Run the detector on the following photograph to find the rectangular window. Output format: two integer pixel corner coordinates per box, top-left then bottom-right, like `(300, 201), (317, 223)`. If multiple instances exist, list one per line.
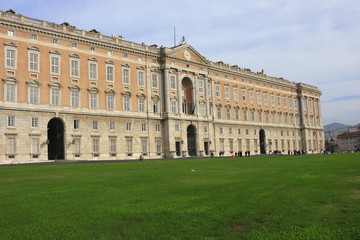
(264, 93), (268, 105)
(289, 98), (292, 108)
(141, 123), (147, 131)
(271, 95), (275, 106)
(243, 110), (247, 121)
(217, 108), (222, 119)
(138, 71), (144, 86)
(294, 99), (298, 110)
(110, 139), (117, 153)
(73, 120), (80, 129)
(257, 92), (261, 105)
(109, 121), (116, 130)
(126, 139), (133, 153)
(50, 56), (60, 74)
(170, 75), (176, 89)
(30, 34), (37, 40)
(277, 96), (281, 107)
(138, 99), (145, 112)
(92, 120), (98, 130)
(198, 80), (204, 93)
(175, 124), (180, 132)
(29, 86), (39, 104)
(74, 139), (80, 154)
(233, 88), (238, 100)
(215, 85), (220, 98)
(29, 52), (39, 71)
(90, 93), (97, 108)
(123, 97), (131, 111)
(259, 112), (262, 122)
(171, 100), (177, 114)
(229, 140), (234, 152)
(219, 128), (223, 134)
(141, 139), (147, 153)
(6, 84), (15, 102)
(71, 59), (79, 77)
(72, 42), (77, 48)
(7, 116), (15, 127)
(225, 86), (230, 99)
(283, 97), (286, 107)
(6, 49), (16, 68)
(8, 30), (15, 36)
(31, 138), (39, 154)
(156, 140), (161, 153)
(92, 139), (99, 153)
(107, 95), (115, 110)
(89, 63), (97, 80)
(51, 89), (60, 105)
(152, 74), (158, 88)
(235, 109), (239, 120)
(52, 38), (58, 44)
(123, 68), (130, 84)
(71, 91), (79, 107)
(126, 122), (132, 131)
(153, 100), (159, 113)
(226, 108), (231, 120)
(250, 91), (254, 103)
(156, 124), (161, 132)
(266, 112), (269, 122)
(204, 126), (208, 133)
(106, 65), (114, 82)
(242, 89), (246, 101)
(251, 111), (255, 121)
(7, 138), (16, 154)
(31, 117), (38, 128)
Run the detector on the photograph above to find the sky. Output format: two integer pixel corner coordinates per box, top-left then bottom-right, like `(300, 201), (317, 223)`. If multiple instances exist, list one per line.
(3, 0), (360, 126)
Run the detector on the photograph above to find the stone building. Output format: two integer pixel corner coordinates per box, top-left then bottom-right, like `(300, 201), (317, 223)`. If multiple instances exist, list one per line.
(336, 127), (360, 152)
(0, 10), (324, 164)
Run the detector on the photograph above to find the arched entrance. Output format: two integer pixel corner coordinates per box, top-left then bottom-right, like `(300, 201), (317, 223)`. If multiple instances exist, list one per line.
(259, 129), (266, 154)
(187, 124), (197, 156)
(47, 118), (65, 160)
(181, 78), (194, 115)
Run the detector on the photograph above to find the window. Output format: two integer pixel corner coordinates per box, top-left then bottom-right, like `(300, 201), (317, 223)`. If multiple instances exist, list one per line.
(238, 128), (241, 135)
(71, 91), (79, 107)
(110, 139), (117, 154)
(156, 140), (161, 153)
(229, 140), (234, 152)
(198, 80), (204, 93)
(6, 48), (16, 68)
(107, 95), (115, 110)
(141, 123), (147, 132)
(243, 109), (247, 121)
(106, 65), (114, 82)
(123, 53), (128, 58)
(71, 59), (80, 77)
(31, 117), (38, 128)
(278, 113), (282, 124)
(7, 116), (15, 127)
(141, 139), (148, 153)
(215, 85), (220, 98)
(74, 139), (81, 156)
(235, 109), (239, 120)
(257, 92), (261, 105)
(251, 111), (255, 121)
(175, 124), (180, 132)
(217, 107), (222, 119)
(156, 124), (161, 132)
(52, 38), (58, 44)
(31, 138), (39, 155)
(226, 108), (231, 120)
(71, 42), (78, 48)
(50, 56), (60, 74)
(264, 93), (268, 106)
(246, 129), (249, 135)
(199, 103), (205, 116)
(170, 75), (176, 89)
(219, 128), (223, 134)
(90, 93), (98, 108)
(271, 95), (275, 106)
(294, 99), (298, 110)
(229, 128), (232, 134)
(152, 74), (158, 88)
(92, 138), (99, 153)
(289, 98), (292, 108)
(250, 91), (254, 103)
(107, 50), (112, 56)
(123, 68), (130, 84)
(126, 122), (132, 131)
(29, 52), (39, 71)
(7, 138), (16, 155)
(225, 86), (230, 99)
(92, 120), (98, 130)
(73, 120), (80, 129)
(277, 96), (281, 107)
(138, 99), (145, 112)
(266, 112), (269, 122)
(204, 126), (208, 133)
(259, 112), (262, 122)
(30, 34), (37, 40)
(207, 82), (211, 96)
(109, 121), (116, 130)
(126, 139), (133, 153)
(6, 84), (16, 102)
(51, 89), (60, 105)
(7, 30), (14, 36)
(153, 100), (159, 113)
(242, 89), (246, 101)
(123, 97), (131, 111)
(90, 46), (96, 52)
(171, 100), (177, 114)
(89, 63), (97, 80)
(138, 71), (144, 86)
(233, 88), (238, 100)
(283, 97), (286, 107)
(272, 112), (276, 123)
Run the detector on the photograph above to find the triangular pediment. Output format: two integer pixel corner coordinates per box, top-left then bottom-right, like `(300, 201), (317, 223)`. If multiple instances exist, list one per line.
(165, 44), (210, 64)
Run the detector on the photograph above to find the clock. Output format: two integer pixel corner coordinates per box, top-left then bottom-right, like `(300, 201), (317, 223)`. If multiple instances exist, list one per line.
(184, 50), (191, 60)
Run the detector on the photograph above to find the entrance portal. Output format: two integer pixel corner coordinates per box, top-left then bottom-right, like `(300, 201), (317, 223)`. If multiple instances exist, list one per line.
(259, 129), (266, 154)
(204, 142), (209, 156)
(187, 125), (197, 156)
(47, 118), (65, 160)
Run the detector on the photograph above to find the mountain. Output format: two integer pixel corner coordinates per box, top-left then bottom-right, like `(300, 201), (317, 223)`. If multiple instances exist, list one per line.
(323, 123), (349, 139)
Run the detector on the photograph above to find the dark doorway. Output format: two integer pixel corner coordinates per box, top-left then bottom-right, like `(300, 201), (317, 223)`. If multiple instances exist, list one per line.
(47, 118), (65, 160)
(204, 142), (209, 155)
(187, 125), (197, 156)
(259, 129), (266, 154)
(175, 141), (181, 156)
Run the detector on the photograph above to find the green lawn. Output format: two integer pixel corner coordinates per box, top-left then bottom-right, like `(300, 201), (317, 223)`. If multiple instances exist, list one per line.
(0, 154), (359, 240)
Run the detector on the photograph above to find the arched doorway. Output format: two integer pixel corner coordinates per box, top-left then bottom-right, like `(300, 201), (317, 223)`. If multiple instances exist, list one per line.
(47, 118), (65, 160)
(181, 78), (194, 115)
(187, 125), (197, 156)
(259, 129), (266, 154)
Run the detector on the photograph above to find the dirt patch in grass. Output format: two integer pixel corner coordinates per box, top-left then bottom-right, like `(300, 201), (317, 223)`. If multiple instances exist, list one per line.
(228, 223), (255, 232)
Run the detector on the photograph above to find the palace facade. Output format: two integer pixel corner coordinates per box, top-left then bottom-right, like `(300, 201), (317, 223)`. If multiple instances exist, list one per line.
(0, 10), (324, 164)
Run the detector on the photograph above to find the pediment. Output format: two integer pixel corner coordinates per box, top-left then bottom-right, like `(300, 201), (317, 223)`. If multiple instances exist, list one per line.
(165, 44), (210, 64)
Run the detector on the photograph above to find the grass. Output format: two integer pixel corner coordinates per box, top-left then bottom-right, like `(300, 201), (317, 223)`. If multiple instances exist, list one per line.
(0, 153), (359, 240)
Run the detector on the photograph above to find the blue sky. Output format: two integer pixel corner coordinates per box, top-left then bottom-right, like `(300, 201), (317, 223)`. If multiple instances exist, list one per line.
(3, 0), (360, 125)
